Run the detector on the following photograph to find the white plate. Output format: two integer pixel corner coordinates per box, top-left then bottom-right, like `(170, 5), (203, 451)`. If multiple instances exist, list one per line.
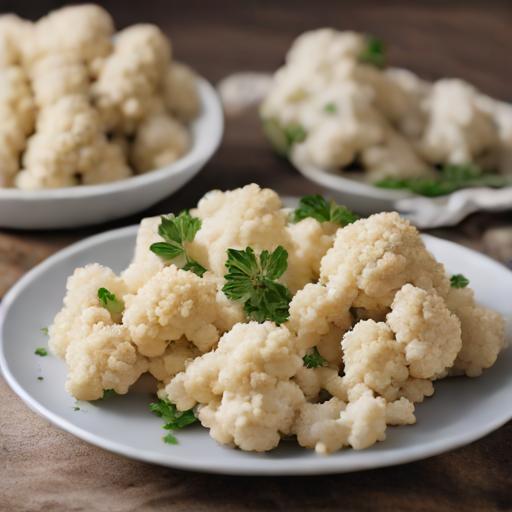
(292, 152), (512, 228)
(1, 226), (511, 475)
(0, 78), (223, 230)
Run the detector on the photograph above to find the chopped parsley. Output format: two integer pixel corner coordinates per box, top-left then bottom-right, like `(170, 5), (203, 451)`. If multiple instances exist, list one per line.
(293, 194), (359, 226)
(223, 246), (292, 324)
(97, 288), (124, 317)
(324, 102), (337, 114)
(303, 347), (327, 368)
(34, 347), (48, 357)
(74, 405), (81, 411)
(149, 398), (197, 445)
(262, 117), (307, 157)
(450, 274), (470, 289)
(359, 35), (386, 68)
(150, 211), (206, 277)
(375, 164), (510, 197)
(41, 327), (49, 336)
(100, 389), (117, 400)
(37, 376), (44, 381)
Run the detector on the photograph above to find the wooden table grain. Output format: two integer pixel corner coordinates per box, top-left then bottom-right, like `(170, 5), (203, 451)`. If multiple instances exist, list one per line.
(1, 1), (511, 511)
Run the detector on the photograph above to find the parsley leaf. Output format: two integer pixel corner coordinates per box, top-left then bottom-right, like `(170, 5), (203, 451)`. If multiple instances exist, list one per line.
(359, 35), (386, 68)
(100, 389), (117, 400)
(324, 102), (337, 114)
(35, 347), (48, 357)
(150, 398), (197, 445)
(41, 327), (49, 336)
(375, 164), (511, 197)
(293, 195), (359, 226)
(303, 347), (327, 368)
(37, 376), (44, 381)
(450, 274), (470, 289)
(262, 117), (307, 157)
(97, 288), (124, 318)
(223, 246), (292, 324)
(150, 211), (206, 277)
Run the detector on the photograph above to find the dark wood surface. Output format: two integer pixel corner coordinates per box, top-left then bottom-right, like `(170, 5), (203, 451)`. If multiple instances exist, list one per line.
(0, 2), (511, 511)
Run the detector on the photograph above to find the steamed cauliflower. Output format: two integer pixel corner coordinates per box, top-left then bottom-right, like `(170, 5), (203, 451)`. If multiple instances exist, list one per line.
(0, 5), (199, 189)
(262, 28), (512, 184)
(48, 186), (507, 455)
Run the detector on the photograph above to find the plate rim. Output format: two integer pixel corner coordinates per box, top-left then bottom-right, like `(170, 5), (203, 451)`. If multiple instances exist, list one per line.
(1, 225), (511, 476)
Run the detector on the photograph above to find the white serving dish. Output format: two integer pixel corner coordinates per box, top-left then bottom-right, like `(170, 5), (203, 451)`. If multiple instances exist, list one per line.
(0, 77), (223, 230)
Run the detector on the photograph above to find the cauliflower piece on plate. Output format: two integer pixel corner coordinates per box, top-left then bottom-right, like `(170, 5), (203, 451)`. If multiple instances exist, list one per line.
(123, 265), (222, 357)
(163, 62), (200, 122)
(0, 15), (33, 68)
(131, 113), (190, 172)
(166, 322), (305, 451)
(320, 212), (450, 316)
(148, 338), (200, 383)
(446, 287), (506, 377)
(49, 263), (128, 359)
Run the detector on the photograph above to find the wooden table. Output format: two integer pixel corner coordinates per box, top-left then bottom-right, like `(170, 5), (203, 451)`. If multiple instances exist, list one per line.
(1, 1), (511, 511)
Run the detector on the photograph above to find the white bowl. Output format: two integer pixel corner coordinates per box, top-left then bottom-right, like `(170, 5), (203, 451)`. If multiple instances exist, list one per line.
(0, 224), (511, 475)
(292, 152), (512, 228)
(0, 77), (223, 230)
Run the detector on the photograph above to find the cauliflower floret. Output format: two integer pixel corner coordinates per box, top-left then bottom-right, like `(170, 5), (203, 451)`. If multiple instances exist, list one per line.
(131, 113), (190, 172)
(0, 145), (19, 187)
(49, 263), (128, 358)
(338, 391), (387, 450)
(123, 265), (221, 357)
(166, 322), (305, 451)
(320, 212), (450, 316)
(287, 280), (354, 349)
(387, 284), (462, 379)
(81, 141), (132, 185)
(25, 4), (114, 70)
(398, 378), (434, 403)
(92, 24), (171, 133)
(148, 338), (199, 383)
(342, 319), (409, 401)
(30, 53), (89, 107)
(294, 366), (347, 401)
(163, 62), (200, 122)
(65, 321), (147, 401)
(294, 398), (348, 454)
(385, 397), (416, 425)
(0, 15), (32, 68)
(446, 287), (506, 377)
(420, 79), (500, 168)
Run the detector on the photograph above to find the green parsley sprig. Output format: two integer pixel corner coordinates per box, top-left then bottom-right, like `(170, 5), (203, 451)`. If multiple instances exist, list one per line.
(262, 117), (307, 157)
(375, 164), (510, 197)
(324, 102), (337, 114)
(97, 287), (124, 319)
(450, 274), (470, 289)
(223, 246), (292, 324)
(149, 398), (197, 445)
(303, 347), (327, 369)
(359, 36), (386, 68)
(35, 347), (48, 357)
(293, 194), (359, 226)
(150, 211), (206, 277)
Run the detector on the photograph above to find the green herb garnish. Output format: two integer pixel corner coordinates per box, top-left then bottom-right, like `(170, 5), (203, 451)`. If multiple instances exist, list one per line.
(303, 347), (327, 368)
(150, 211), (206, 277)
(293, 195), (359, 226)
(97, 288), (124, 317)
(37, 376), (44, 381)
(450, 274), (470, 289)
(41, 327), (49, 336)
(100, 389), (117, 400)
(74, 405), (80, 411)
(324, 102), (337, 114)
(223, 246), (292, 324)
(150, 398), (197, 445)
(35, 347), (47, 357)
(262, 118), (307, 157)
(375, 164), (510, 197)
(359, 36), (386, 68)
